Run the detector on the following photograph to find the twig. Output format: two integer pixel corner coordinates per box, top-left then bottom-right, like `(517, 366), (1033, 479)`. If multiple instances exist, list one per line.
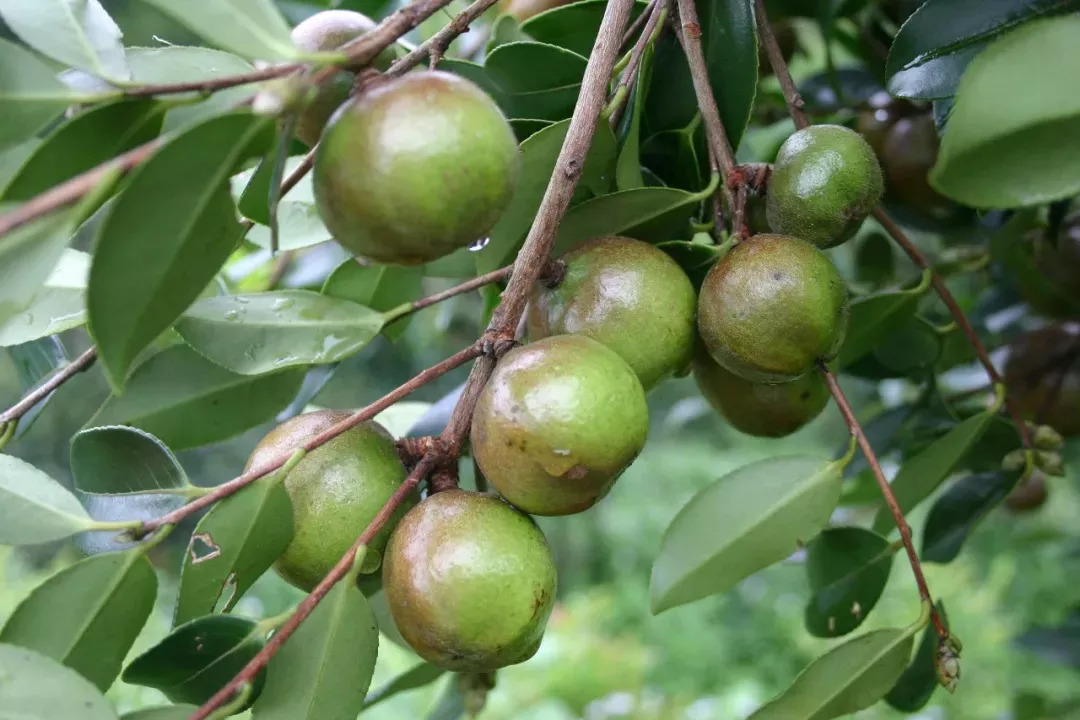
(731, 182), (749, 240)
(264, 251), (294, 289)
(753, 0), (807, 128)
(820, 364), (949, 639)
(138, 343), (482, 537)
(386, 0), (501, 77)
(607, 0), (668, 127)
(0, 346), (97, 424)
(621, 0), (659, 50)
(122, 66), (299, 98)
(401, 265), (513, 315)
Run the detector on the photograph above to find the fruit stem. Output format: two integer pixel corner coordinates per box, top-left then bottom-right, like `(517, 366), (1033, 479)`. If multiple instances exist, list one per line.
(606, 0), (669, 127)
(0, 346), (98, 426)
(818, 362), (950, 641)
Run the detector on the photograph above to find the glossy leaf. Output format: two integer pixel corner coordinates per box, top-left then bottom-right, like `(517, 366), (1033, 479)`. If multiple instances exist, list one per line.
(1, 337), (68, 438)
(836, 272), (930, 367)
(233, 156), (331, 250)
(364, 663), (446, 710)
(0, 548), (157, 691)
(88, 111), (274, 390)
(89, 344), (304, 450)
(922, 470), (1020, 563)
(804, 527), (894, 638)
(930, 15), (1080, 207)
(322, 261), (423, 341)
(176, 290), (386, 375)
(749, 628), (915, 719)
(70, 424), (187, 495)
(651, 455), (844, 613)
(0, 249), (88, 347)
(1, 100), (163, 202)
(474, 119), (617, 274)
(137, 0), (297, 60)
(485, 41), (588, 120)
(887, 43), (983, 101)
(252, 579), (378, 719)
(174, 477), (293, 626)
(885, 0), (1078, 99)
(844, 316), (943, 380)
(122, 614), (267, 707)
(520, 0), (645, 57)
(0, 644), (118, 720)
(0, 454), (94, 545)
(872, 407), (998, 533)
(886, 603), (948, 712)
(0, 0), (129, 81)
(121, 707), (200, 720)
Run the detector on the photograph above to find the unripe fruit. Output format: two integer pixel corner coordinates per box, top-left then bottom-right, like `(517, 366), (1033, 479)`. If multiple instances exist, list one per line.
(313, 71), (519, 265)
(527, 236), (697, 390)
(692, 346), (829, 437)
(1005, 472), (1048, 512)
(881, 114), (954, 219)
(498, 0), (572, 21)
(246, 409), (414, 591)
(1015, 224), (1080, 318)
(382, 489), (557, 671)
(697, 234), (849, 382)
(1004, 325), (1080, 437)
(290, 10), (395, 147)
(766, 124), (883, 248)
(854, 91), (918, 158)
(471, 335), (649, 516)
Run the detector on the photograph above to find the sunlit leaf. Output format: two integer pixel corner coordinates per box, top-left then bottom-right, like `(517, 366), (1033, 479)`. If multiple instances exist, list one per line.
(0, 0), (129, 81)
(0, 249), (88, 347)
(0, 644), (118, 719)
(0, 454), (94, 545)
(136, 0), (297, 60)
(322, 261), (423, 341)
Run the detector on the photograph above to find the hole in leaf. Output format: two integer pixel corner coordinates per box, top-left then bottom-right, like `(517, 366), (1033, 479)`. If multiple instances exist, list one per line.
(189, 533), (221, 564)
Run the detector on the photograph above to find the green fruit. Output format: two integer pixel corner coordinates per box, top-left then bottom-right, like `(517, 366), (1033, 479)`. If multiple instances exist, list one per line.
(697, 234), (849, 382)
(1004, 325), (1080, 437)
(766, 124), (883, 248)
(471, 335), (649, 516)
(313, 71), (519, 265)
(290, 10), (395, 147)
(881, 114), (955, 219)
(693, 345), (829, 437)
(527, 236), (697, 390)
(382, 489), (557, 671)
(246, 409), (414, 591)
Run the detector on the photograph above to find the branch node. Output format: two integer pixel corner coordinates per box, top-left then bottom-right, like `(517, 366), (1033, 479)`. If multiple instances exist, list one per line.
(562, 156), (584, 180)
(682, 21), (702, 39)
(540, 258), (567, 288)
(480, 331), (519, 360)
(397, 436), (439, 465)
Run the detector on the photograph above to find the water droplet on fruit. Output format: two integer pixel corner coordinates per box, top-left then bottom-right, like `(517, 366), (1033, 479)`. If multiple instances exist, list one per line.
(224, 310), (240, 321)
(468, 236), (491, 252)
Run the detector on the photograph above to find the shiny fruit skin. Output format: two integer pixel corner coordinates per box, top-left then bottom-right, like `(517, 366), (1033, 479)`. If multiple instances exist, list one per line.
(471, 335), (649, 516)
(290, 10), (394, 147)
(697, 234), (849, 382)
(693, 346), (829, 437)
(766, 124), (883, 249)
(527, 236), (697, 391)
(382, 489), (557, 671)
(313, 71), (519, 265)
(246, 409), (414, 591)
(498, 0), (572, 21)
(1004, 325), (1080, 436)
(881, 114), (954, 219)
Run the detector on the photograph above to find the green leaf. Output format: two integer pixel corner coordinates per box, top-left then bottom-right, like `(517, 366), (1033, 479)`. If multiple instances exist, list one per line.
(487, 14), (531, 52)
(233, 156), (331, 250)
(655, 238), (720, 290)
(252, 579), (378, 719)
(0, 0), (129, 81)
(1, 337), (68, 438)
(749, 627), (916, 719)
(989, 210), (1080, 316)
(176, 290), (386, 375)
(520, 0), (645, 57)
(804, 527), (894, 638)
(872, 407), (998, 533)
(88, 344), (304, 450)
(0, 208), (83, 328)
(0, 38), (98, 153)
(930, 15), (1080, 207)
(485, 41), (588, 120)
(88, 110), (274, 391)
(0, 249), (89, 347)
(136, 0), (297, 60)
(615, 46), (652, 192)
(1, 100), (163, 202)
(922, 470), (1020, 563)
(836, 271), (930, 367)
(121, 707), (200, 720)
(0, 454), (94, 545)
(174, 478), (292, 626)
(474, 118), (617, 274)
(641, 124), (708, 191)
(843, 316), (943, 380)
(322, 261), (423, 341)
(886, 603), (948, 712)
(426, 676), (466, 720)
(885, 0), (1078, 99)
(0, 138), (41, 187)
(364, 663), (446, 710)
(70, 424), (187, 495)
(127, 46), (259, 132)
(0, 548), (157, 691)
(651, 455), (844, 614)
(0, 644), (119, 720)
(122, 614), (267, 707)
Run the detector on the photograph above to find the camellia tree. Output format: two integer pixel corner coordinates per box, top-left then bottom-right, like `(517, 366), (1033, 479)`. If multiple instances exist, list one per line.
(0, 0), (1078, 717)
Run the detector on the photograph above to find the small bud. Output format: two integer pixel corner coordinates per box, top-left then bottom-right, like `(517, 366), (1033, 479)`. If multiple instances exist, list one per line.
(935, 635), (962, 693)
(1033, 424), (1065, 450)
(252, 77), (315, 117)
(1001, 449), (1027, 472)
(1035, 450), (1064, 477)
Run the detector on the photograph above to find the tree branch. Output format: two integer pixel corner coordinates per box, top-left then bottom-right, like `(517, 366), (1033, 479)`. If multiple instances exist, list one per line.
(819, 364), (949, 639)
(386, 0), (501, 77)
(402, 265), (513, 315)
(0, 346), (97, 424)
(753, 0), (807, 128)
(607, 0), (668, 127)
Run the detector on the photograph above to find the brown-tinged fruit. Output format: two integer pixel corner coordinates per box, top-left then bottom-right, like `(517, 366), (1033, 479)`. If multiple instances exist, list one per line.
(1004, 325), (1080, 436)
(693, 345), (829, 437)
(246, 409), (414, 591)
(855, 91), (918, 158)
(1005, 472), (1049, 512)
(290, 10), (395, 146)
(1014, 223), (1080, 318)
(697, 234), (849, 383)
(881, 114), (955, 219)
(528, 236), (697, 391)
(471, 335), (649, 516)
(313, 71), (519, 265)
(382, 489), (557, 671)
